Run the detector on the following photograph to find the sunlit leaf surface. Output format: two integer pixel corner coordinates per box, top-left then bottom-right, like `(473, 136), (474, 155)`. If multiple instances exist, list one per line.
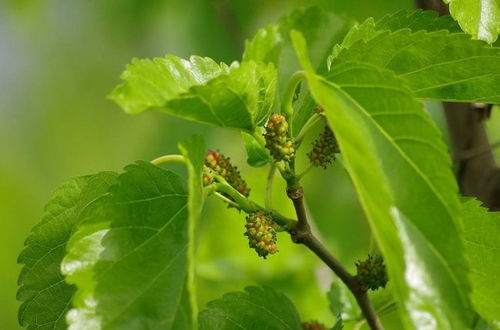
(292, 31), (471, 329)
(17, 173), (117, 329)
(62, 162), (189, 329)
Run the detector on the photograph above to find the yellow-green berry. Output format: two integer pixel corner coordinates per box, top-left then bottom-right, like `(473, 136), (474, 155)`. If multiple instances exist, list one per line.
(204, 150), (250, 197)
(264, 114), (295, 162)
(244, 211), (278, 258)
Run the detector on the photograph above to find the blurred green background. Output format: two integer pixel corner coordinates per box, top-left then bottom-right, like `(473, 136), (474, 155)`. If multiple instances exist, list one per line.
(2, 0), (499, 329)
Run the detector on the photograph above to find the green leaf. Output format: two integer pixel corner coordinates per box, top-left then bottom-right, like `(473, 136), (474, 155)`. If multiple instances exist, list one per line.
(178, 135), (207, 329)
(110, 56), (277, 132)
(242, 130), (272, 167)
(243, 24), (283, 65)
(17, 172), (117, 329)
(171, 287), (194, 330)
(62, 162), (189, 329)
(330, 10), (500, 103)
(332, 317), (344, 330)
(328, 280), (397, 324)
(243, 6), (354, 135)
(461, 198), (500, 328)
(376, 10), (462, 32)
(445, 0), (500, 43)
(292, 31), (471, 328)
(327, 282), (359, 321)
(199, 286), (301, 329)
(330, 10), (460, 60)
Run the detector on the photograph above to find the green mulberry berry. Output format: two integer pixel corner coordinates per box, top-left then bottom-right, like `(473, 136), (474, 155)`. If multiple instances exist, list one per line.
(301, 321), (328, 330)
(356, 254), (388, 291)
(244, 211), (278, 258)
(204, 150), (250, 197)
(264, 114), (295, 162)
(307, 125), (339, 169)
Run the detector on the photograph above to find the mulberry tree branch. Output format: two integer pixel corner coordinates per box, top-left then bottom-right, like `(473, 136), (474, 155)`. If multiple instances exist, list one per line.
(286, 184), (383, 330)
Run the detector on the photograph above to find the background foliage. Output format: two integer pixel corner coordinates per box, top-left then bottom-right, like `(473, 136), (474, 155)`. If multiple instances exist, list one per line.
(2, 0), (500, 329)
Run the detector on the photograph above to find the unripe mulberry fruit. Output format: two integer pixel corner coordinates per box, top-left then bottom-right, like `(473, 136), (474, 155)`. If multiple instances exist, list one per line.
(264, 114), (295, 162)
(356, 254), (388, 291)
(204, 150), (250, 197)
(301, 321), (328, 330)
(307, 125), (339, 169)
(244, 211), (278, 258)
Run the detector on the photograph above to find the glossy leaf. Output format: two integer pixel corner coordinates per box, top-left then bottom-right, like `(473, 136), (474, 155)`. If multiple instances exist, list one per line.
(461, 198), (500, 328)
(62, 162), (189, 329)
(199, 286), (301, 329)
(444, 0), (500, 43)
(243, 6), (354, 135)
(17, 172), (117, 329)
(292, 31), (471, 328)
(331, 10), (500, 103)
(242, 130), (272, 167)
(110, 56), (277, 132)
(178, 135), (207, 329)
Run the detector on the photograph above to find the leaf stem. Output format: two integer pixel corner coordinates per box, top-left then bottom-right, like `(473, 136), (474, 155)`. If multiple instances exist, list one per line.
(265, 165), (276, 209)
(297, 164), (314, 180)
(282, 71), (306, 121)
(213, 192), (241, 209)
(286, 184), (383, 330)
(150, 154), (185, 165)
(295, 113), (323, 146)
(209, 181), (296, 230)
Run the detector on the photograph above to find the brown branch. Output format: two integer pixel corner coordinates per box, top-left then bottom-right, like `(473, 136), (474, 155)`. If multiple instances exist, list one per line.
(287, 186), (383, 330)
(414, 0), (448, 14)
(454, 140), (500, 161)
(415, 2), (500, 210)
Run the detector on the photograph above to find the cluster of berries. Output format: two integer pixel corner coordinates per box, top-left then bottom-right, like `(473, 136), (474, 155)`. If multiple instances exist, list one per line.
(301, 321), (328, 330)
(308, 125), (339, 169)
(204, 150), (250, 197)
(355, 254), (388, 291)
(244, 211), (278, 258)
(264, 114), (295, 161)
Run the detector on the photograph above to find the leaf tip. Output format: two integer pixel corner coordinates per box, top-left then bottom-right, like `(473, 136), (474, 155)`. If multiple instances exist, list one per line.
(289, 30), (314, 73)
